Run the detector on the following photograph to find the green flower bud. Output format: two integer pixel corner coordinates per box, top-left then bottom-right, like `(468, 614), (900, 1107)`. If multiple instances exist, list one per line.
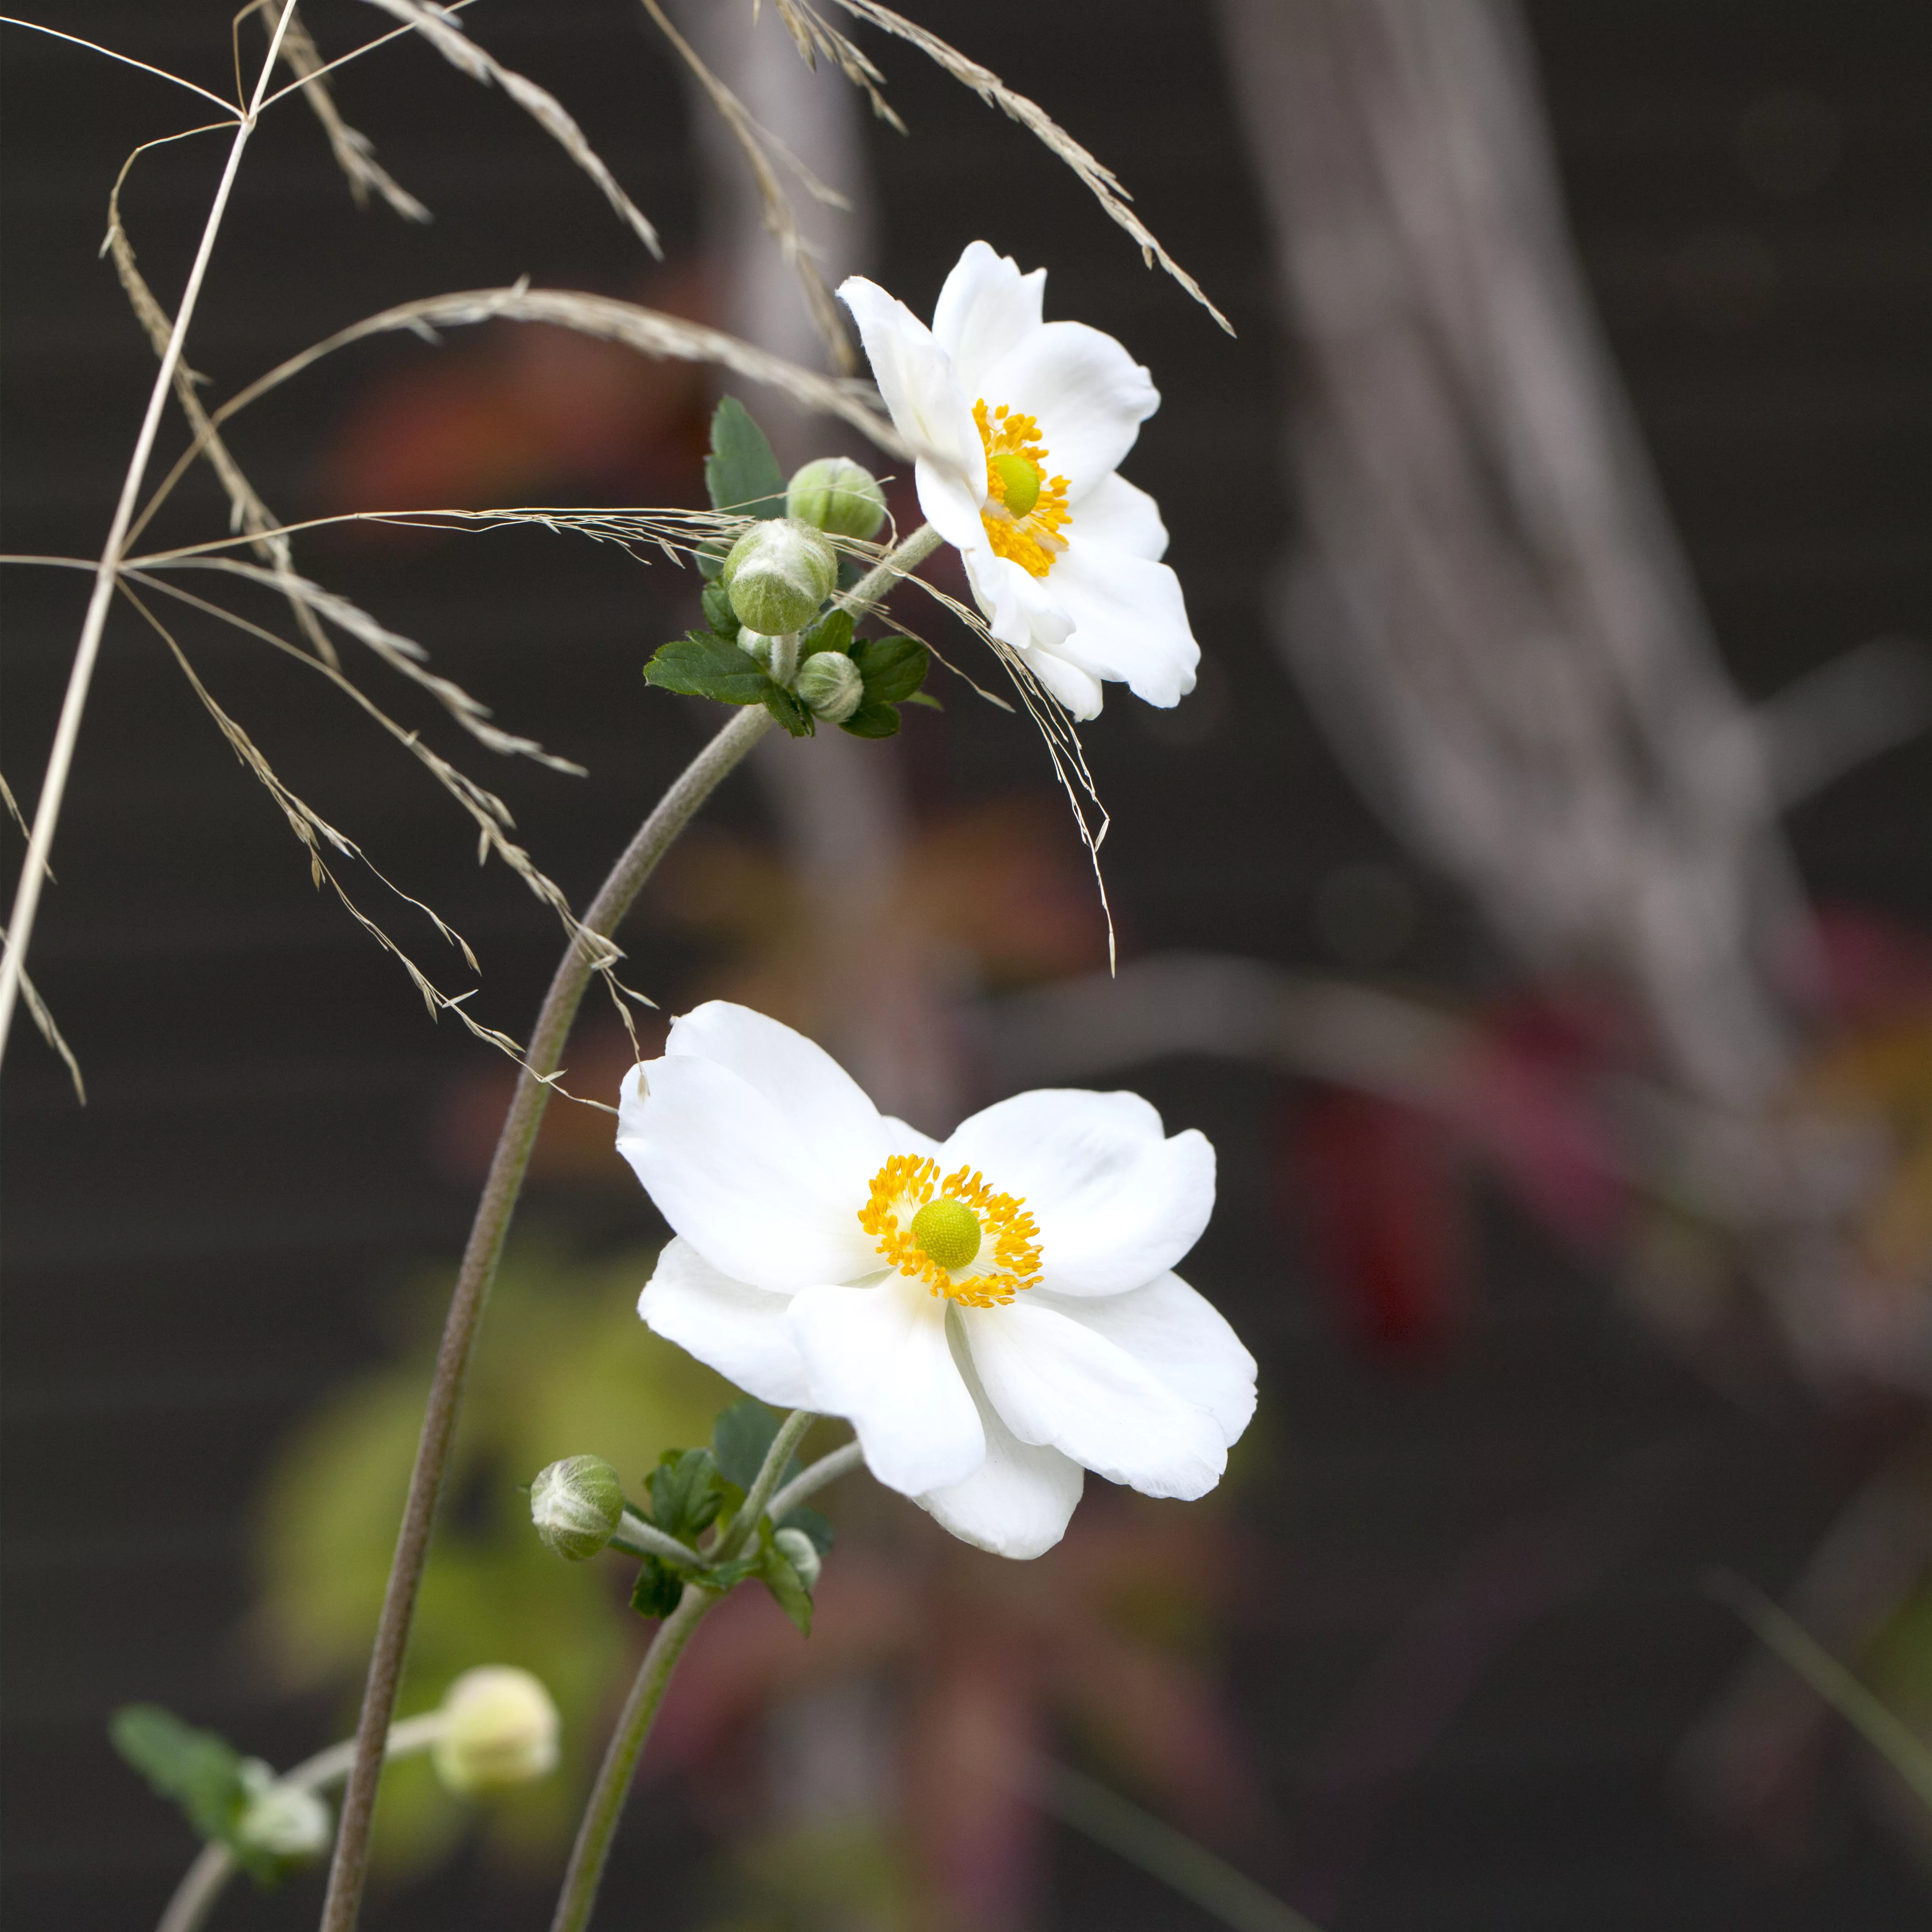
(795, 649), (864, 724)
(736, 628), (778, 671)
(773, 1526), (822, 1593)
(530, 1454), (624, 1561)
(235, 1763), (332, 1865)
(786, 457), (887, 540)
(720, 519), (837, 634)
(432, 1666), (561, 1796)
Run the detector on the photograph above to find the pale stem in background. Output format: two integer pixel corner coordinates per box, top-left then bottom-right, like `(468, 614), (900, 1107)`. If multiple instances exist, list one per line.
(320, 522), (941, 1932)
(0, 0), (301, 1071)
(157, 1712), (445, 1932)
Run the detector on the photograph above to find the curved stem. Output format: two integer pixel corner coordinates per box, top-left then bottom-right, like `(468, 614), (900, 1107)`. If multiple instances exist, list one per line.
(0, 0), (300, 1072)
(838, 522), (941, 619)
(716, 1408), (815, 1564)
(766, 1438), (863, 1524)
(157, 1714), (446, 1932)
(320, 703), (771, 1932)
(549, 1583), (715, 1932)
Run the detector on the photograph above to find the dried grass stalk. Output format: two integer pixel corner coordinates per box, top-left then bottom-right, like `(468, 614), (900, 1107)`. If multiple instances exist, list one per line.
(771, 0), (905, 128)
(640, 0), (856, 371)
(362, 0), (661, 255)
(203, 282), (910, 457)
(0, 924), (85, 1102)
(264, 0), (431, 221)
(813, 0), (1233, 334)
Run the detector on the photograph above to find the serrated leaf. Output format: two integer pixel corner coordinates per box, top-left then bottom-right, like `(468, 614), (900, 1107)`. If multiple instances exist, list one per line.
(778, 1503), (834, 1556)
(110, 1705), (248, 1846)
(712, 1399), (780, 1490)
(705, 396), (786, 520)
(838, 701), (901, 739)
(762, 682), (815, 737)
(700, 581), (740, 638)
(630, 1557), (685, 1621)
(850, 635), (929, 705)
(798, 609), (853, 660)
(644, 633), (770, 706)
(647, 1446), (724, 1543)
(700, 1550), (764, 1593)
(758, 1540), (814, 1636)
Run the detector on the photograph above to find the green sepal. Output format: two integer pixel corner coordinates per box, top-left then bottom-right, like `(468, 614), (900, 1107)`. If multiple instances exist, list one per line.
(700, 580), (740, 639)
(798, 608), (854, 660)
(644, 632), (770, 706)
(704, 397), (786, 521)
(758, 1534), (814, 1636)
(762, 681), (816, 738)
(778, 1503), (834, 1556)
(838, 701), (901, 739)
(647, 1445), (724, 1544)
(629, 1557), (686, 1621)
(850, 635), (929, 705)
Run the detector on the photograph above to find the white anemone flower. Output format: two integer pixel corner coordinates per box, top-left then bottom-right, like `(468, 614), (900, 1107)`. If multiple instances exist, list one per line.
(839, 240), (1199, 722)
(618, 1002), (1255, 1560)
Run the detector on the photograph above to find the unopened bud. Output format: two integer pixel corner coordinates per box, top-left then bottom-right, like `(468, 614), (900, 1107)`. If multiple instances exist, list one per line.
(721, 519), (836, 634)
(530, 1455), (624, 1562)
(773, 1526), (822, 1592)
(795, 650), (864, 724)
(736, 628), (778, 671)
(786, 457), (887, 540)
(432, 1667), (561, 1796)
(235, 1762), (332, 1864)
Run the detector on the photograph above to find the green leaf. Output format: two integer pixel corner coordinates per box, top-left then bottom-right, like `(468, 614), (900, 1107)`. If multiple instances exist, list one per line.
(644, 632), (770, 706)
(647, 1445), (724, 1544)
(778, 1503), (834, 1556)
(704, 396), (786, 520)
(762, 682), (815, 737)
(798, 608), (853, 660)
(838, 701), (901, 739)
(712, 1399), (780, 1490)
(700, 580), (740, 638)
(699, 1550), (764, 1594)
(902, 690), (943, 710)
(758, 1538), (814, 1636)
(850, 635), (929, 705)
(110, 1705), (249, 1847)
(630, 1557), (685, 1621)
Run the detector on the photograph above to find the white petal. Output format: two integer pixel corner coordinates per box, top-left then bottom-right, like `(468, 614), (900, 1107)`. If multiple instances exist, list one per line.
(1067, 470), (1168, 561)
(883, 1115), (945, 1160)
(1017, 643), (1104, 720)
(961, 1300), (1226, 1498)
(666, 1003), (891, 1172)
(638, 1238), (814, 1407)
(942, 1090), (1215, 1296)
(617, 1059), (877, 1291)
(979, 321), (1158, 497)
(931, 241), (1046, 398)
(838, 276), (984, 547)
(788, 1279), (985, 1496)
(1044, 541), (1199, 710)
(1036, 1274), (1255, 1446)
(919, 1385), (1083, 1559)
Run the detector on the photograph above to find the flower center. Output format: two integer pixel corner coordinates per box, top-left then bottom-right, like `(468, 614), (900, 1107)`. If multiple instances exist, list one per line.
(975, 400), (1071, 579)
(859, 1153), (1042, 1308)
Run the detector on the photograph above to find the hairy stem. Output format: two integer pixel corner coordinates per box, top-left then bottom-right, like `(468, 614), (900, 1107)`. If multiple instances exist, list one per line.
(158, 1713), (445, 1932)
(319, 702), (771, 1930)
(0, 3), (299, 1071)
(766, 1437), (863, 1523)
(548, 1583), (714, 1932)
(717, 1408), (817, 1562)
(839, 521), (941, 619)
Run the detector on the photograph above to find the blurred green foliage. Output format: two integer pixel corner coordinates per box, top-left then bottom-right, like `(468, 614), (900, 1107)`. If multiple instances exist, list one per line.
(253, 1238), (735, 1876)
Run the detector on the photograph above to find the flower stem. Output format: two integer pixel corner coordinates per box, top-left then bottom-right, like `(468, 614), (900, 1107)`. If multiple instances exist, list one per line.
(718, 1408), (816, 1563)
(319, 703), (771, 1932)
(321, 518), (943, 1932)
(547, 1583), (715, 1932)
(157, 1715), (445, 1932)
(766, 1438), (863, 1523)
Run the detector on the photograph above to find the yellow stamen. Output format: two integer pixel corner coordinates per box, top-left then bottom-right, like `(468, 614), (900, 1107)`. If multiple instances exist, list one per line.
(975, 399), (1071, 579)
(858, 1153), (1042, 1309)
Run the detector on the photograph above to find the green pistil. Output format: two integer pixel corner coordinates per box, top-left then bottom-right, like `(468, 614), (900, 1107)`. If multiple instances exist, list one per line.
(990, 452), (1042, 520)
(910, 1196), (981, 1271)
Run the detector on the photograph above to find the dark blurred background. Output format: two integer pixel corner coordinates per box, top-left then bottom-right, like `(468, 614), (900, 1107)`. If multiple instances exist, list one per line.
(4, 3), (1930, 1928)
